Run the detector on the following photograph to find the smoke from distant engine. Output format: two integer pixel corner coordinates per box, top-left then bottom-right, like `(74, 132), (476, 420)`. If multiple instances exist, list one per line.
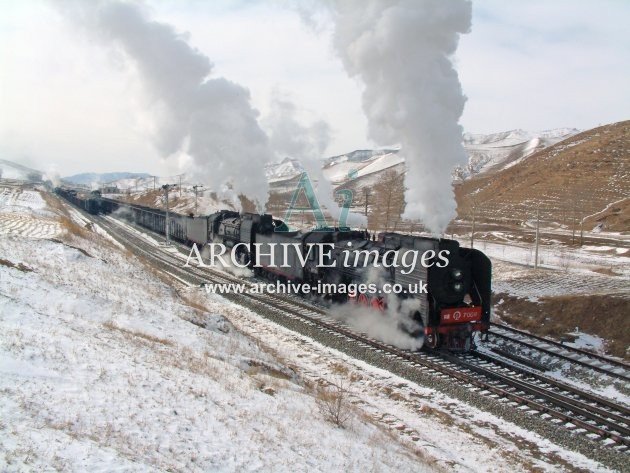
(56, 0), (272, 207)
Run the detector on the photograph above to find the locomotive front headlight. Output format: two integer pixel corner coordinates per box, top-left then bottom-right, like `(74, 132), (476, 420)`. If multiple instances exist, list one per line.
(452, 281), (464, 292)
(451, 268), (463, 280)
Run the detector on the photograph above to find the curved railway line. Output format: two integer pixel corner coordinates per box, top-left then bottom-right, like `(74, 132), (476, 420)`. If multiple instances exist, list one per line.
(487, 324), (630, 382)
(84, 210), (630, 455)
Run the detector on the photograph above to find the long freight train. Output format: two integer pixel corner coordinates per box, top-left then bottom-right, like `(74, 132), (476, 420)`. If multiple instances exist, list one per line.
(55, 188), (491, 351)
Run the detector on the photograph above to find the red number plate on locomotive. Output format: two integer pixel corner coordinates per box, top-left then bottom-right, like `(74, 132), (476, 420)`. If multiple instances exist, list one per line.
(440, 306), (482, 324)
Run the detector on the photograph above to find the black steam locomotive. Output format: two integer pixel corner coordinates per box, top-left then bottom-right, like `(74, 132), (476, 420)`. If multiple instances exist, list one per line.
(55, 188), (491, 351)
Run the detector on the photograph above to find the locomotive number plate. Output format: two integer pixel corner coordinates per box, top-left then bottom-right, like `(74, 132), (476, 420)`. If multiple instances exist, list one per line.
(440, 306), (482, 324)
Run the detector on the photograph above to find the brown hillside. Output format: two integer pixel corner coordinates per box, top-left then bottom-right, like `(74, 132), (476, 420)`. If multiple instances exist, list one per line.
(582, 197), (630, 232)
(455, 121), (630, 232)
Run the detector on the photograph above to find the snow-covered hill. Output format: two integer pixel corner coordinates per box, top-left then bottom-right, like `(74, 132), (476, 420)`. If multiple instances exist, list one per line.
(266, 129), (579, 188)
(264, 157), (304, 183)
(0, 159), (43, 182)
(455, 128), (580, 180)
(47, 127), (579, 197)
(63, 172), (150, 187)
(265, 149), (400, 185)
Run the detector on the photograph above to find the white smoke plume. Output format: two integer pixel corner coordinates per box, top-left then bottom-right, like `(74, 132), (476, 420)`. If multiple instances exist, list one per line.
(328, 265), (424, 350)
(265, 89), (366, 227)
(330, 287), (424, 350)
(330, 0), (472, 234)
(55, 0), (272, 207)
(206, 237), (253, 278)
(265, 89), (331, 164)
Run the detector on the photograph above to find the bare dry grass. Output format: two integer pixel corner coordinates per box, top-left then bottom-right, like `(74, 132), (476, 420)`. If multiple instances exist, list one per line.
(591, 266), (622, 277)
(0, 258), (33, 272)
(456, 121), (630, 229)
(40, 191), (91, 240)
(494, 292), (630, 359)
(315, 378), (354, 428)
(583, 197), (630, 233)
(102, 320), (174, 347)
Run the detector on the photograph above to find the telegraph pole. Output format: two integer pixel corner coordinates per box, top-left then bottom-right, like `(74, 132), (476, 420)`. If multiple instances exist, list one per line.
(579, 211), (584, 247)
(470, 204), (476, 248)
(179, 175), (182, 198)
(364, 188), (370, 217)
(192, 185), (203, 215)
(571, 204), (577, 245)
(153, 176), (157, 190)
(534, 206), (540, 270)
(162, 184), (174, 245)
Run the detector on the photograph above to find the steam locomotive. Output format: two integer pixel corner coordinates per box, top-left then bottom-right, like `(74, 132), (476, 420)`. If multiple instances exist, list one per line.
(55, 188), (491, 351)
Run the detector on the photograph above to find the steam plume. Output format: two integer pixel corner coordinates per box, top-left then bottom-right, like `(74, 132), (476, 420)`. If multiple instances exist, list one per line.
(265, 90), (366, 227)
(329, 266), (423, 350)
(330, 0), (472, 233)
(56, 0), (272, 206)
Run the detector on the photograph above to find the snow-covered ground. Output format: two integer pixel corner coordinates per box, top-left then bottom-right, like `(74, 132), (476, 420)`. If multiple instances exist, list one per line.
(491, 258), (629, 302)
(0, 188), (61, 239)
(449, 233), (630, 301)
(1, 187), (430, 472)
(0, 186), (617, 471)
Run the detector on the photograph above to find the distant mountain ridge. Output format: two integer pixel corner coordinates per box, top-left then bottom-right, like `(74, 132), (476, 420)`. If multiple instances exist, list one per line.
(323, 149), (399, 167)
(59, 128), (579, 189)
(455, 120), (629, 231)
(455, 128), (580, 180)
(63, 172), (150, 186)
(264, 129), (579, 187)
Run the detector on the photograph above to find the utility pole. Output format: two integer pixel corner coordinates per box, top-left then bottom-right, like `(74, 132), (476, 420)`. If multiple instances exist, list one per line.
(192, 185), (203, 215)
(470, 204), (476, 248)
(162, 184), (174, 245)
(571, 204), (577, 245)
(534, 206), (540, 270)
(179, 175), (182, 198)
(153, 176), (157, 190)
(579, 211), (584, 247)
(364, 188), (370, 217)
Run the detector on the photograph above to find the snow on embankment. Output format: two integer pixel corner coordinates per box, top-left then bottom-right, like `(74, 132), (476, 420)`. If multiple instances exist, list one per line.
(0, 188), (425, 472)
(0, 188), (61, 239)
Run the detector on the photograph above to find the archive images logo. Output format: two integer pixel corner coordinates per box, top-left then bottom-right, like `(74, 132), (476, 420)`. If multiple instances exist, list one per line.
(278, 172), (353, 231)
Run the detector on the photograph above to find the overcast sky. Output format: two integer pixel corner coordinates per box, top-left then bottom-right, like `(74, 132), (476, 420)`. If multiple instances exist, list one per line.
(0, 0), (628, 177)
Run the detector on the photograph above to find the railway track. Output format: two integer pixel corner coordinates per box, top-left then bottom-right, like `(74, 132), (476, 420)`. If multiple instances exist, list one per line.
(458, 351), (630, 447)
(487, 323), (630, 382)
(87, 212), (630, 453)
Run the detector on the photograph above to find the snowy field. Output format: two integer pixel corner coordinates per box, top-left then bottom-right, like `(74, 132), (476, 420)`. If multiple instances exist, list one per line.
(447, 232), (630, 302)
(0, 186), (616, 472)
(475, 239), (630, 279)
(491, 259), (629, 302)
(0, 188), (61, 239)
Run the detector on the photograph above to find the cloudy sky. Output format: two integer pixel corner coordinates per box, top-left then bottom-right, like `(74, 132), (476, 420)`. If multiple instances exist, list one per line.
(0, 0), (628, 177)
